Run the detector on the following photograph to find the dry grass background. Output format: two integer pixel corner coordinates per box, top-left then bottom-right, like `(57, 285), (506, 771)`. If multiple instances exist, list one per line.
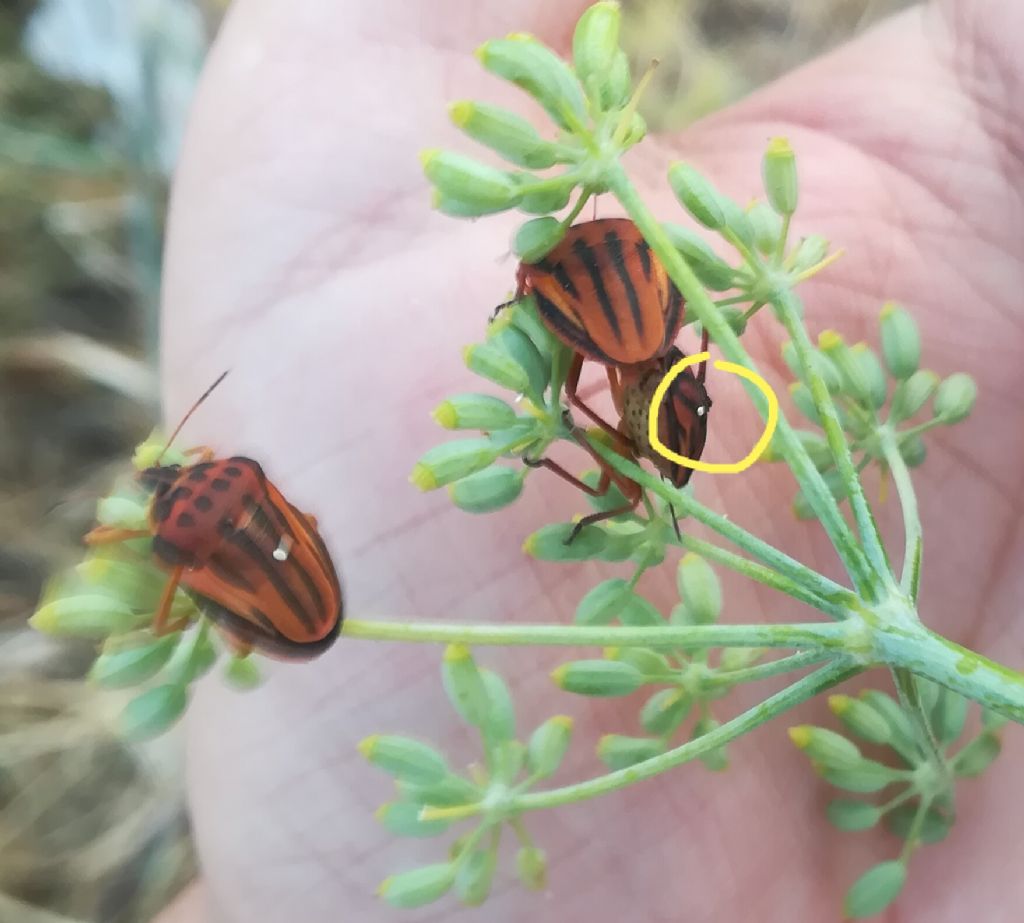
(0, 1), (911, 920)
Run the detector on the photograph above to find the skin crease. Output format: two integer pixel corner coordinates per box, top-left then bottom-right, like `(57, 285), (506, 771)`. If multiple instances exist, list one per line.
(153, 1), (1024, 921)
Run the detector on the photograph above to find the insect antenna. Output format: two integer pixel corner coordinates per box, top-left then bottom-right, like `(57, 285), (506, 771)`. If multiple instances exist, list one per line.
(157, 370), (230, 462)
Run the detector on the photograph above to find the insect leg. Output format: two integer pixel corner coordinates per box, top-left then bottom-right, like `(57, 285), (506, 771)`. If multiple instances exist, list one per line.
(564, 353), (622, 439)
(84, 525), (151, 545)
(183, 445), (216, 463)
(698, 326), (709, 382)
(152, 565), (191, 635)
(523, 456), (610, 497)
(565, 496), (642, 545)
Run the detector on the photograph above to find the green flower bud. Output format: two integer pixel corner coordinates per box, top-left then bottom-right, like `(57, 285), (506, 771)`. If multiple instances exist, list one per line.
(526, 715), (573, 778)
(605, 646), (672, 678)
(411, 439), (499, 492)
(90, 634), (179, 688)
(828, 694), (892, 745)
(954, 731), (1001, 778)
(487, 422), (543, 458)
(449, 466), (525, 514)
(620, 111), (646, 146)
(455, 846), (497, 907)
(788, 725), (862, 770)
(761, 137), (798, 216)
(788, 234), (829, 274)
(932, 687), (969, 744)
(879, 301), (921, 379)
(825, 799), (881, 832)
(780, 340), (843, 393)
(508, 295), (559, 358)
(178, 631), (218, 685)
(899, 434), (927, 467)
(597, 734), (663, 770)
(718, 647), (765, 672)
(933, 372), (977, 423)
(676, 553), (721, 625)
(490, 739), (527, 785)
(477, 35), (587, 133)
(719, 305), (748, 336)
(397, 774), (481, 808)
(358, 735), (450, 785)
(793, 470), (849, 521)
(850, 343), (887, 409)
(885, 802), (952, 844)
(223, 655), (262, 690)
(433, 193), (514, 218)
(617, 594), (663, 626)
(788, 382), (821, 425)
(442, 644), (490, 727)
(572, 1), (621, 106)
(747, 201), (784, 255)
(890, 369), (939, 422)
(518, 177), (576, 215)
(692, 717), (728, 770)
(486, 323), (550, 399)
(120, 684), (188, 740)
(668, 162), (728, 230)
(421, 149), (521, 212)
(30, 595), (144, 638)
(575, 578), (632, 625)
(640, 687), (692, 736)
(661, 222), (737, 290)
(523, 522), (608, 561)
(132, 431), (185, 470)
(982, 707), (1009, 730)
(762, 426), (833, 468)
(95, 495), (150, 529)
(432, 393), (518, 431)
(551, 659), (643, 696)
(600, 50), (631, 110)
(514, 217), (566, 263)
(580, 467), (632, 514)
(819, 761), (898, 793)
(378, 863), (455, 909)
(516, 846), (548, 891)
(375, 802), (450, 839)
(77, 556), (168, 609)
(479, 669), (516, 744)
(719, 198), (756, 249)
(462, 341), (531, 393)
(858, 690), (919, 760)
(843, 861), (906, 919)
(448, 100), (559, 169)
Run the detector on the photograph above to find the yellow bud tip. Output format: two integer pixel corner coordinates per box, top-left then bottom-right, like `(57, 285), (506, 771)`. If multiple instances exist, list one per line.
(431, 401), (457, 429)
(376, 877), (393, 898)
(766, 137), (793, 158)
(443, 642), (472, 663)
(680, 552), (699, 567)
(602, 646), (620, 660)
(409, 463), (438, 492)
(418, 148), (440, 171)
(550, 664), (569, 687)
(818, 329), (843, 351)
(27, 609), (55, 634)
(505, 31), (534, 41)
(787, 726), (812, 749)
(521, 534), (537, 557)
(596, 734), (614, 753)
(551, 715), (574, 731)
(374, 804), (391, 821)
(879, 301), (898, 319)
(357, 735), (380, 760)
(461, 344), (477, 367)
(448, 101), (472, 126)
(828, 694), (851, 715)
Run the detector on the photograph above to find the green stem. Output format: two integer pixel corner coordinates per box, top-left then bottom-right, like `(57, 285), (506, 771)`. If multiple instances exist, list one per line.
(892, 667), (944, 768)
(900, 797), (931, 863)
(513, 659), (859, 813)
(709, 649), (828, 688)
(605, 164), (878, 598)
(879, 427), (922, 599)
(589, 437), (860, 613)
(677, 533), (851, 620)
(342, 618), (855, 652)
(876, 625), (1024, 723)
(770, 287), (891, 591)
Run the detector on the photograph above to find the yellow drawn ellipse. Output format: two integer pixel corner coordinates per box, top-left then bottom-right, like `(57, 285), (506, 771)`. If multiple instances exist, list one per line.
(647, 351), (779, 475)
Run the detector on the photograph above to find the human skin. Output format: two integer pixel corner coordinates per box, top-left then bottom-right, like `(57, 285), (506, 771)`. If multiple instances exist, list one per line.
(155, 1), (1024, 920)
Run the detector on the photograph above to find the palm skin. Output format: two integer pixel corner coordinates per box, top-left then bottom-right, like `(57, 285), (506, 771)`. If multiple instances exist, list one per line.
(156, 1), (1024, 920)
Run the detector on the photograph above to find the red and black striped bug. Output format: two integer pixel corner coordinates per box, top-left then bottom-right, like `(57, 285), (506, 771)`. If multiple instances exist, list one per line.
(85, 373), (343, 660)
(510, 218), (712, 541)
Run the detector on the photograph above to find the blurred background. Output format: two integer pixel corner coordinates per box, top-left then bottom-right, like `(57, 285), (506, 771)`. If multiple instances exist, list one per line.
(0, 1), (910, 920)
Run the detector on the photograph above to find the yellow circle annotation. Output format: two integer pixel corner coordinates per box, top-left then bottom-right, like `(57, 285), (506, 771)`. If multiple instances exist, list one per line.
(647, 351), (779, 475)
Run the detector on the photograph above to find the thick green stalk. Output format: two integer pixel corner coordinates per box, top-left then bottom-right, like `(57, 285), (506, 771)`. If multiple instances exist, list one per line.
(606, 164), (878, 598)
(342, 618), (855, 651)
(771, 287), (891, 586)
(879, 426), (922, 599)
(513, 659), (859, 812)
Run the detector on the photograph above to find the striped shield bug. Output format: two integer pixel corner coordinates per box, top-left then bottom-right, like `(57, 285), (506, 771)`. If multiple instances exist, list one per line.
(85, 373), (343, 660)
(511, 218), (712, 541)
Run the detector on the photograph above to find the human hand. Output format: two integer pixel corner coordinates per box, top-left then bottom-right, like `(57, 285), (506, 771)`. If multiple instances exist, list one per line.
(157, 2), (1024, 920)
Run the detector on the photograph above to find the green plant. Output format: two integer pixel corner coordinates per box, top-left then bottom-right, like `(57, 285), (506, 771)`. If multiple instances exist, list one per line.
(31, 2), (1019, 917)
